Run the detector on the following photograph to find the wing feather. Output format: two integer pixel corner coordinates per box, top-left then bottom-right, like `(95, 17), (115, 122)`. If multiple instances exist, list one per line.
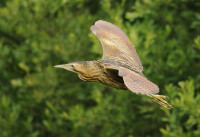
(118, 68), (159, 95)
(90, 20), (143, 72)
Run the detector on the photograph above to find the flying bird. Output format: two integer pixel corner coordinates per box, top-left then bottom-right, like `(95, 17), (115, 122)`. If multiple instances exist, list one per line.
(55, 20), (173, 109)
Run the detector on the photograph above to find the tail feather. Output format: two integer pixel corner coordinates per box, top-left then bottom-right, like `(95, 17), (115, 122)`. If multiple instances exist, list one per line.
(147, 94), (173, 109)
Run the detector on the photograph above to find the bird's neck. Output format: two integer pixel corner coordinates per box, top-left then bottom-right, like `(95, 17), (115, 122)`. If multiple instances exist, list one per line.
(77, 61), (103, 81)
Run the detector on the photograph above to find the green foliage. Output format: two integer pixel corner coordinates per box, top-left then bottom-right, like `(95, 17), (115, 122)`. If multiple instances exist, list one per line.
(161, 80), (200, 137)
(0, 0), (199, 137)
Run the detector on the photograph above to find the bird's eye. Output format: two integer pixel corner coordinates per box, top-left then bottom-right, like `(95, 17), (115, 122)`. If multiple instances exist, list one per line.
(71, 65), (76, 71)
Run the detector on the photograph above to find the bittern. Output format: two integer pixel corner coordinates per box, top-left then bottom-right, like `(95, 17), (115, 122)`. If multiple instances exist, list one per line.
(55, 20), (173, 109)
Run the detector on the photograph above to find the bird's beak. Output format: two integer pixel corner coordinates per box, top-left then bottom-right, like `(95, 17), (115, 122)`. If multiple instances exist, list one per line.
(54, 64), (75, 72)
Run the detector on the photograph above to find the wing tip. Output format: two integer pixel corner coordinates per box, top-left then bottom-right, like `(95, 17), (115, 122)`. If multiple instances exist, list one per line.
(90, 25), (98, 34)
(144, 90), (159, 95)
(135, 90), (159, 95)
(141, 85), (159, 95)
(119, 68), (160, 95)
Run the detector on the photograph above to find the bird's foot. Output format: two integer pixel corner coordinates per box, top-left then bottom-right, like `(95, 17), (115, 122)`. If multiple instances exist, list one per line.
(147, 94), (173, 109)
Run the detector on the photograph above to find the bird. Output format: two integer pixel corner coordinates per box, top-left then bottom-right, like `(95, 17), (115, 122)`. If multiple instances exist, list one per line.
(54, 20), (173, 109)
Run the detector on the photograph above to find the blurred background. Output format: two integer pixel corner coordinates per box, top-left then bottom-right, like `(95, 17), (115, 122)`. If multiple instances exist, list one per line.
(0, 0), (200, 137)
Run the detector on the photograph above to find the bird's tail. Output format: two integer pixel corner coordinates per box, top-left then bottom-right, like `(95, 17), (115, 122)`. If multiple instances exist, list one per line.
(147, 94), (173, 109)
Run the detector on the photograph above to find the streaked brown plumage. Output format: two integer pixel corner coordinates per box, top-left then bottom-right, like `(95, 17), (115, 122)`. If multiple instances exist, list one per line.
(55, 20), (173, 109)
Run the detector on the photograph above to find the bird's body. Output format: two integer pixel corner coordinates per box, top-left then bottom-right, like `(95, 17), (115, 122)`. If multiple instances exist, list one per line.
(70, 60), (127, 90)
(55, 20), (173, 109)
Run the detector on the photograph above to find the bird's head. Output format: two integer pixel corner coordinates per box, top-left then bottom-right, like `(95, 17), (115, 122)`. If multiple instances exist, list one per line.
(54, 61), (87, 74)
(54, 61), (97, 81)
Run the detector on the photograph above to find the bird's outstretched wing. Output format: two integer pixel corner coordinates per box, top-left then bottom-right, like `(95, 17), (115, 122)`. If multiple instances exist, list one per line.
(90, 20), (143, 72)
(118, 67), (159, 95)
(102, 61), (159, 95)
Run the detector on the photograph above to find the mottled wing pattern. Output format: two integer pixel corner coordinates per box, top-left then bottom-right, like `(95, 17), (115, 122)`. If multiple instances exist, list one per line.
(118, 68), (159, 95)
(90, 20), (143, 72)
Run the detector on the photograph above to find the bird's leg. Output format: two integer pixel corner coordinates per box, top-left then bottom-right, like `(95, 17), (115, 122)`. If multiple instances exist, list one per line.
(147, 94), (173, 109)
